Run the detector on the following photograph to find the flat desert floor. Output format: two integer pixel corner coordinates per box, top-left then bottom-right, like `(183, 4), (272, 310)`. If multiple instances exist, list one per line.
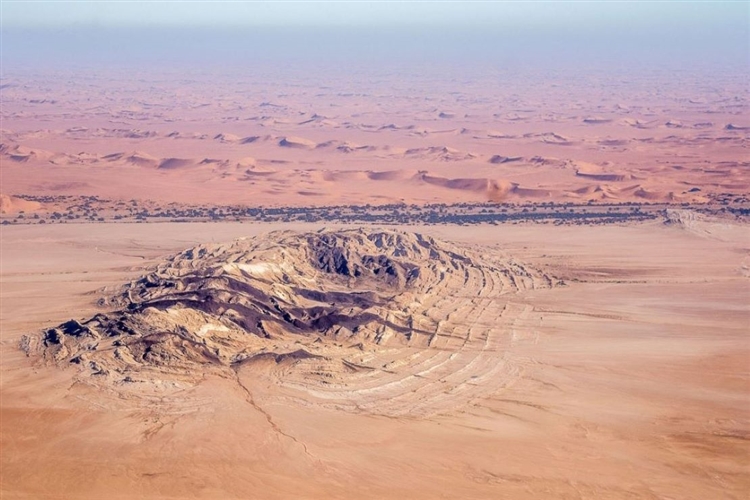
(2, 219), (748, 499)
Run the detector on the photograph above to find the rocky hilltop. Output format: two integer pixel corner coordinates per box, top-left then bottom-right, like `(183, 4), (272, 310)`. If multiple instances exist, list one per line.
(23, 229), (556, 415)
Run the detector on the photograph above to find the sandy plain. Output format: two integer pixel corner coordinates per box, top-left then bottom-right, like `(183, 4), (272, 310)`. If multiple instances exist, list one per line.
(1, 64), (749, 499)
(1, 218), (748, 499)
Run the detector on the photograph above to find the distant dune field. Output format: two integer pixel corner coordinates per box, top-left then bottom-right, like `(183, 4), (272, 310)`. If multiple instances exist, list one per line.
(1, 66), (746, 207)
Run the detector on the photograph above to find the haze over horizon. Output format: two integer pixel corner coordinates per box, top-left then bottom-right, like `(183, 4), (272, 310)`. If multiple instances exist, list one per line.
(2, 1), (747, 69)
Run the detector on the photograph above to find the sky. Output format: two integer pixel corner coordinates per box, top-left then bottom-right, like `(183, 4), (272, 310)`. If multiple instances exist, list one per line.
(1, 1), (746, 30)
(1, 1), (748, 68)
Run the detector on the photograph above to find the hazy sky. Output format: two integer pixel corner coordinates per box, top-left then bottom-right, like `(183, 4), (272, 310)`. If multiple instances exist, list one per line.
(3, 1), (746, 30)
(2, 1), (748, 68)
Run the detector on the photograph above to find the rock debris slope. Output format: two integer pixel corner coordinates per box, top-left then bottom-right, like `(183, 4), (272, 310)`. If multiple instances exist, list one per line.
(23, 229), (556, 416)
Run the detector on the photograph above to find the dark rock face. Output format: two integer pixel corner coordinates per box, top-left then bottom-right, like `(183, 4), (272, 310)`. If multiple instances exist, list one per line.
(311, 234), (419, 287)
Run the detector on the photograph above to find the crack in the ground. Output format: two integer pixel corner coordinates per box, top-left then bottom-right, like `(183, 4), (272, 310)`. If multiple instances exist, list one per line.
(231, 367), (320, 464)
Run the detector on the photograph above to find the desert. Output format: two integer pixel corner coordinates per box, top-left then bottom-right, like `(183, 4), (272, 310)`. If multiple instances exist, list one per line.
(2, 218), (748, 499)
(1, 65), (748, 211)
(2, 3), (749, 499)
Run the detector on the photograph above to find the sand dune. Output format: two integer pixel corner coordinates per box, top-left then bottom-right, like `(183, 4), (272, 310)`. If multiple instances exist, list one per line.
(402, 146), (476, 161)
(631, 186), (673, 201)
(376, 123), (416, 131)
(513, 186), (553, 198)
(1, 144), (53, 163)
(540, 132), (574, 145)
(367, 169), (414, 181)
(318, 170), (370, 182)
(235, 157), (257, 168)
(199, 158), (229, 167)
(418, 172), (496, 192)
(278, 136), (317, 149)
(486, 130), (516, 139)
(573, 184), (612, 196)
(597, 139), (629, 147)
(572, 161), (631, 182)
(489, 154), (523, 164)
(415, 172), (527, 201)
(214, 132), (242, 143)
(241, 168), (277, 177)
(502, 112), (529, 121)
(102, 151), (160, 168)
(0, 194), (42, 214)
(240, 135), (274, 144)
(334, 142), (378, 153)
(126, 152), (160, 168)
(622, 118), (657, 128)
(118, 129), (157, 139)
(157, 158), (196, 170)
(424, 128), (460, 135)
(166, 131), (210, 140)
(582, 117), (613, 124)
(298, 114), (339, 127)
(576, 171), (630, 182)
